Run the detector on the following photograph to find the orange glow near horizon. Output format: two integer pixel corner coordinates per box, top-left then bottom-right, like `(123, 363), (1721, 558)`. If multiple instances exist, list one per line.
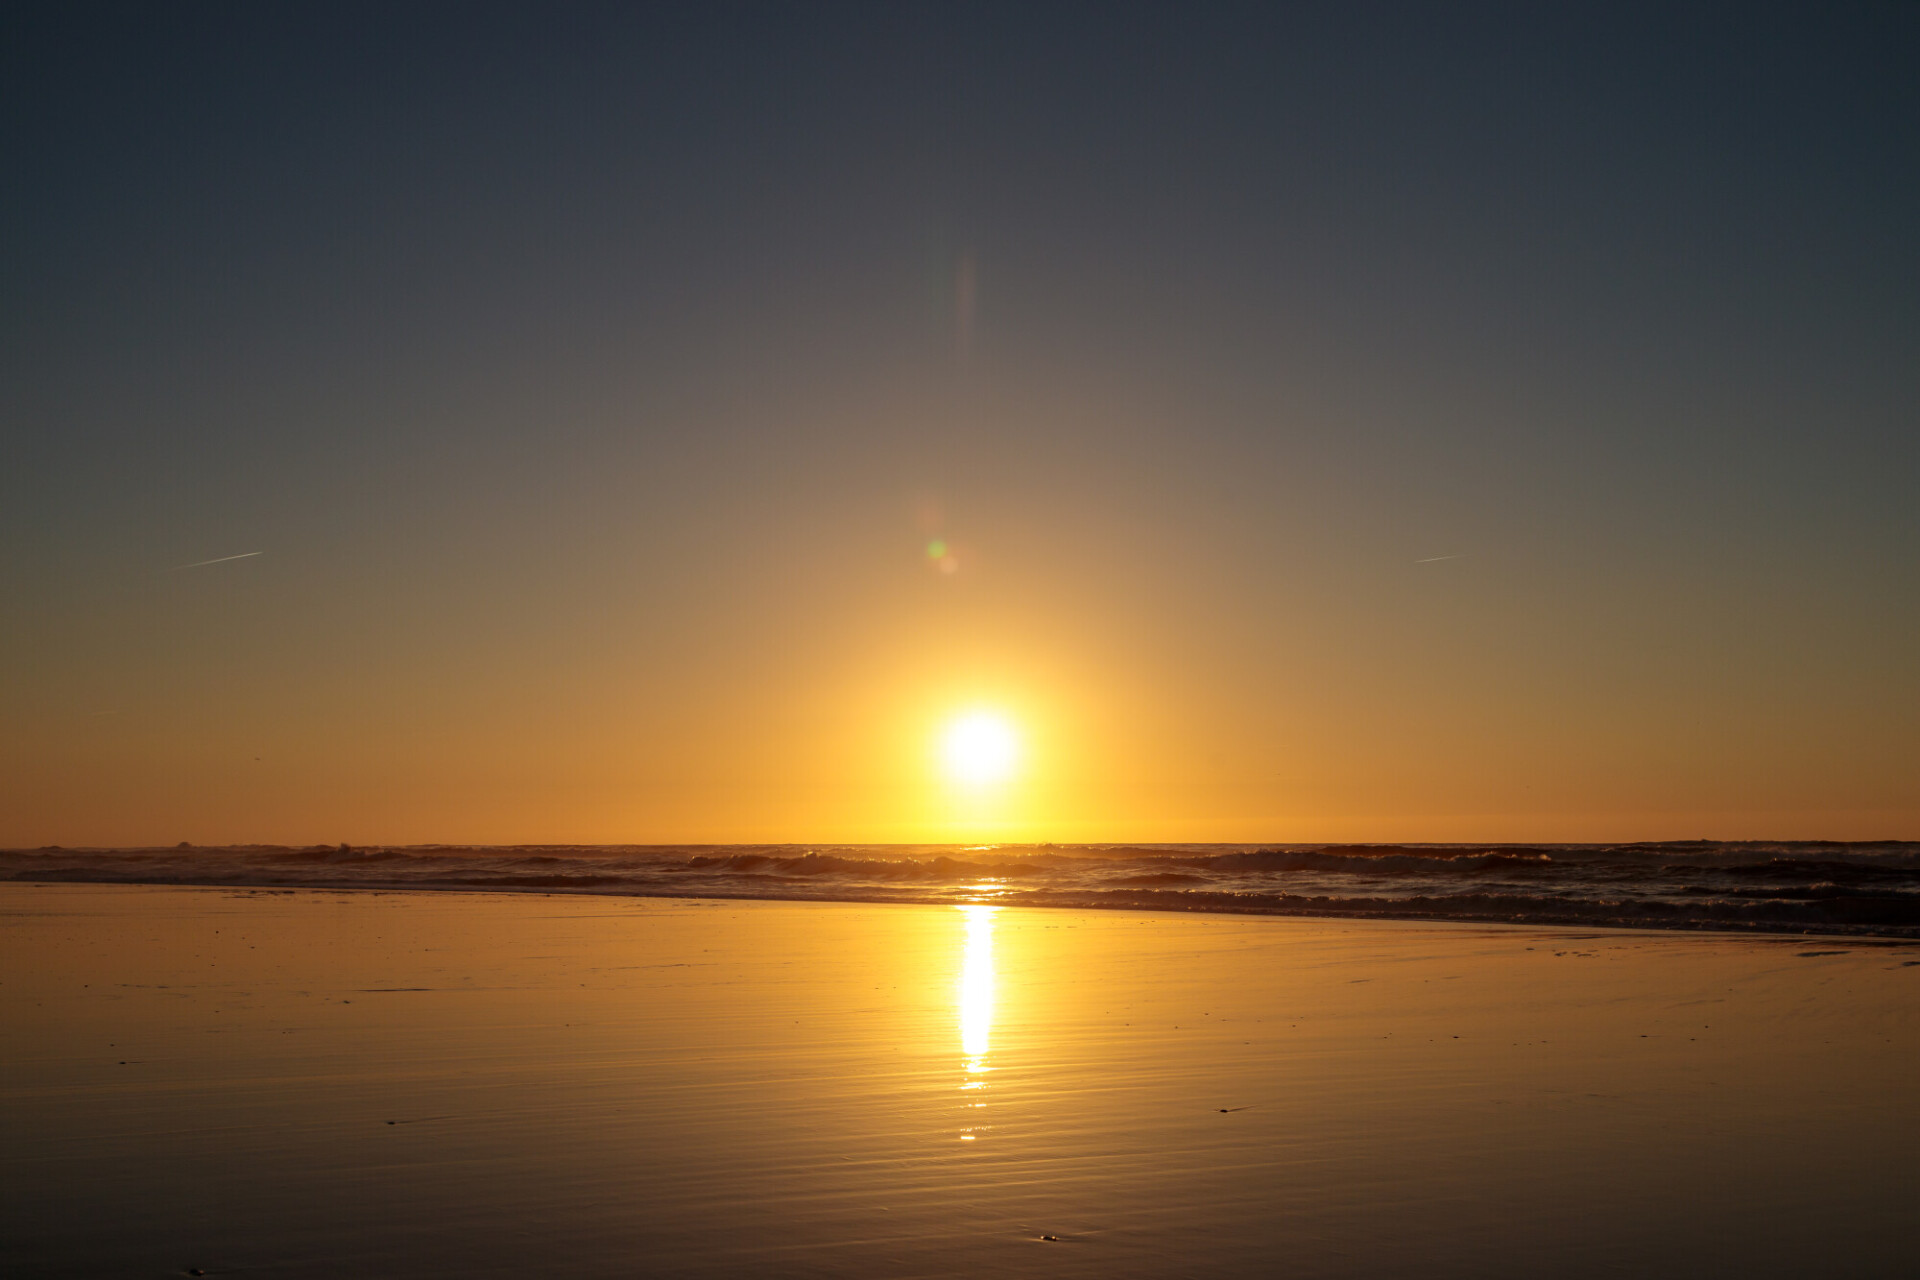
(4, 496), (1915, 847)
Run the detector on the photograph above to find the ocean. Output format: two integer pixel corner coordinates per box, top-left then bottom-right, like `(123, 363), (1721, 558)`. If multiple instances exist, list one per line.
(7, 840), (1918, 937)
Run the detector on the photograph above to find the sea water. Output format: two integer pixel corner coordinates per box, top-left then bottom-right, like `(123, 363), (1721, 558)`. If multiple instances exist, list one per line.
(7, 840), (1917, 936)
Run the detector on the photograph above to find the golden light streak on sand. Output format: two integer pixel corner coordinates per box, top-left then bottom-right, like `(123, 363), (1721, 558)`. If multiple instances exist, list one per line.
(5, 885), (1918, 1276)
(958, 904), (998, 1082)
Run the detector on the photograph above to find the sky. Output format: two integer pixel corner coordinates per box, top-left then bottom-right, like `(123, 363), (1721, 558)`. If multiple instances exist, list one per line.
(3, 2), (1915, 846)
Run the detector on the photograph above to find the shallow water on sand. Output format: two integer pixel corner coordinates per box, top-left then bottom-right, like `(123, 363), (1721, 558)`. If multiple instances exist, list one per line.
(3, 885), (1917, 1278)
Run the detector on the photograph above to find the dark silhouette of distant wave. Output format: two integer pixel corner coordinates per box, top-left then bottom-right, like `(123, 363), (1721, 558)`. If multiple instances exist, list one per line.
(5, 841), (1918, 938)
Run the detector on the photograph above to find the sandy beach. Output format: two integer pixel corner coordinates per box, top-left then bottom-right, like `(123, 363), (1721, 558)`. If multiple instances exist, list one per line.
(3, 884), (1915, 1278)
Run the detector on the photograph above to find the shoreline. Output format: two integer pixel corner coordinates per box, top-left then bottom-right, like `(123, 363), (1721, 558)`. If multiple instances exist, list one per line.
(10, 840), (1917, 939)
(8, 873), (1920, 942)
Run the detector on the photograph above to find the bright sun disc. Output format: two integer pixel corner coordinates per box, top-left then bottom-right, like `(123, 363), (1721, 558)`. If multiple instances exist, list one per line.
(942, 713), (1020, 785)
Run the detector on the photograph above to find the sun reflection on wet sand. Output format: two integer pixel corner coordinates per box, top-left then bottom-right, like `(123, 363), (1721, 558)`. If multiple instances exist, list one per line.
(956, 905), (998, 1139)
(8, 888), (1920, 1277)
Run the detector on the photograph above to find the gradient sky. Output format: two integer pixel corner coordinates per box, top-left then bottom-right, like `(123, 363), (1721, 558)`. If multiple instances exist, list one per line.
(4, 3), (1915, 845)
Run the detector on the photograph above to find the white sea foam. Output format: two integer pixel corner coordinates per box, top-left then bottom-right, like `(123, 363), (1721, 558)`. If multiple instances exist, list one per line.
(6, 841), (1918, 937)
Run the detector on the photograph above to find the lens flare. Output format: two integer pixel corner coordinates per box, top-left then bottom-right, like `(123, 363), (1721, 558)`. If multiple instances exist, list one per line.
(926, 537), (961, 574)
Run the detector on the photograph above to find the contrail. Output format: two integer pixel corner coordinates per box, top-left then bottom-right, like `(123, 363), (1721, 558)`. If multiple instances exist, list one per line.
(1413, 554), (1460, 563)
(170, 551), (263, 570)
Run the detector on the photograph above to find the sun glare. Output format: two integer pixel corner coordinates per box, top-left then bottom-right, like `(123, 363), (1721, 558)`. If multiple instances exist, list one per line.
(941, 712), (1021, 786)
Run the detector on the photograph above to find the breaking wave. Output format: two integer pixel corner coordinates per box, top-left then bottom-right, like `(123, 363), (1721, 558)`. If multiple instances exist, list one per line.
(5, 840), (1918, 937)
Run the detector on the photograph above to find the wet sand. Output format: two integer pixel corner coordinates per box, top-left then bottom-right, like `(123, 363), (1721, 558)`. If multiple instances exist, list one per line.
(3, 884), (1916, 1278)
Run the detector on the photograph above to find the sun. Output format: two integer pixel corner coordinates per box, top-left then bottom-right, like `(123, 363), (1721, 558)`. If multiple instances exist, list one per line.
(941, 712), (1021, 786)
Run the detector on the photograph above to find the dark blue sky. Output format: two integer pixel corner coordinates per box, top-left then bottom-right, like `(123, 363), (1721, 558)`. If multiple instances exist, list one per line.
(4, 3), (1915, 842)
